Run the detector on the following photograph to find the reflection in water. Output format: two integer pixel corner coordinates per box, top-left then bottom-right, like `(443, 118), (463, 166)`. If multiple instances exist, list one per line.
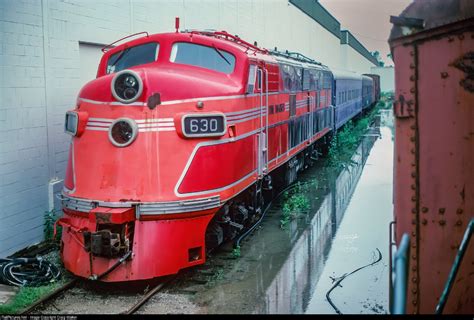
(195, 112), (393, 314)
(257, 129), (379, 314)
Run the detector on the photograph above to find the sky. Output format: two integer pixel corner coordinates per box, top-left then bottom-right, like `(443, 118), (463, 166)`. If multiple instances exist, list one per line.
(319, 0), (412, 66)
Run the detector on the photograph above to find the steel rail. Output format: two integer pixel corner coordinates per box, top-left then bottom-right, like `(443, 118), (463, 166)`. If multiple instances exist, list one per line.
(123, 276), (176, 314)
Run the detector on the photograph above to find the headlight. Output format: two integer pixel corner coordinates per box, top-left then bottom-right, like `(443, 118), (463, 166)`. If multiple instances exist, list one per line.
(65, 111), (79, 136)
(64, 111), (88, 137)
(108, 118), (138, 147)
(111, 70), (143, 104)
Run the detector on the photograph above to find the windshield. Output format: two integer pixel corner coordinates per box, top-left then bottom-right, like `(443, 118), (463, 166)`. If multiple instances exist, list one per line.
(107, 42), (159, 74)
(170, 42), (235, 74)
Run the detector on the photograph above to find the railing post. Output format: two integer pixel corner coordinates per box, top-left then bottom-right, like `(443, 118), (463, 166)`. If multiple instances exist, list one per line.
(435, 218), (474, 314)
(392, 233), (410, 314)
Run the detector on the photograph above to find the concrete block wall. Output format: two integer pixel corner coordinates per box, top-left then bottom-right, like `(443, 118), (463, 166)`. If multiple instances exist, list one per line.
(0, 0), (377, 257)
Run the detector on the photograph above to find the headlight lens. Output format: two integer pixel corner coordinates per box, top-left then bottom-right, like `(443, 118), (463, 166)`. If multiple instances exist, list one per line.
(65, 111), (78, 136)
(108, 118), (138, 147)
(111, 70), (143, 104)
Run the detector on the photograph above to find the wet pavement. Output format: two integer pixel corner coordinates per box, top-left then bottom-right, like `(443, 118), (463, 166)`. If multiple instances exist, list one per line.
(188, 110), (394, 314)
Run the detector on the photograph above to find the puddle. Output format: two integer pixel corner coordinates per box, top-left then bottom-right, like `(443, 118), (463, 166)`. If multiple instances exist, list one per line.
(187, 110), (394, 314)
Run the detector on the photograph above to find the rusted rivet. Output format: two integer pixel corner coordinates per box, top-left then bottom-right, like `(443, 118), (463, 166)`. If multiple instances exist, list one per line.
(410, 87), (416, 93)
(411, 266), (417, 271)
(422, 219), (428, 225)
(439, 220), (446, 226)
(410, 124), (416, 129)
(412, 231), (416, 236)
(412, 288), (417, 294)
(412, 219), (417, 225)
(411, 243), (416, 248)
(412, 255), (416, 259)
(412, 208), (417, 213)
(448, 36), (454, 42)
(410, 51), (414, 56)
(410, 136), (415, 142)
(458, 34), (464, 40)
(410, 63), (415, 69)
(410, 75), (416, 81)
(411, 184), (416, 190)
(412, 300), (417, 306)
(411, 196), (416, 202)
(439, 208), (445, 214)
(441, 72), (449, 79)
(411, 148), (415, 154)
(456, 208), (463, 214)
(411, 172), (416, 178)
(412, 277), (417, 283)
(456, 220), (463, 226)
(411, 162), (416, 167)
(422, 207), (428, 213)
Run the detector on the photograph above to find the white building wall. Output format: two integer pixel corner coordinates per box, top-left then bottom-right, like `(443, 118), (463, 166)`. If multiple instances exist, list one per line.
(0, 0), (376, 257)
(370, 66), (395, 92)
(343, 44), (376, 75)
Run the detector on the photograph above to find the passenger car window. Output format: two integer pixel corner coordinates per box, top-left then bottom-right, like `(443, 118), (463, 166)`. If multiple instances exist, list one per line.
(170, 42), (235, 74)
(107, 42), (159, 74)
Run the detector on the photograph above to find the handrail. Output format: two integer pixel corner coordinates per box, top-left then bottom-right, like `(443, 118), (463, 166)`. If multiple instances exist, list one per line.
(435, 218), (474, 314)
(190, 30), (268, 54)
(392, 233), (410, 314)
(101, 31), (149, 53)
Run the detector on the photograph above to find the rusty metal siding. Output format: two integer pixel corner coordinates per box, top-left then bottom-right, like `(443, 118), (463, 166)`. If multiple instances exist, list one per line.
(391, 17), (474, 314)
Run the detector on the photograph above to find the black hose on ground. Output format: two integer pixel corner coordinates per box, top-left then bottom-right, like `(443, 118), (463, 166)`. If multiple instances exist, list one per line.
(326, 248), (383, 314)
(0, 257), (61, 287)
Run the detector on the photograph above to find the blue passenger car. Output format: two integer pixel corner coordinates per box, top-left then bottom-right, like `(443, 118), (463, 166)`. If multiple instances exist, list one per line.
(362, 75), (374, 110)
(332, 71), (363, 129)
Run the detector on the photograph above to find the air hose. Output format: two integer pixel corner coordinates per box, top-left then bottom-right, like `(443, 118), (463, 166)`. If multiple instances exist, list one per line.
(0, 257), (61, 287)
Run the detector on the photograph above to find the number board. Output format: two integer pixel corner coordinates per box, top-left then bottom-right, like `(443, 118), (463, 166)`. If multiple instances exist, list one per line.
(182, 114), (226, 137)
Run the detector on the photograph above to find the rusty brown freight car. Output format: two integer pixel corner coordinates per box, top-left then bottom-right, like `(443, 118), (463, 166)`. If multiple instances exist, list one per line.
(362, 73), (380, 103)
(389, 0), (474, 314)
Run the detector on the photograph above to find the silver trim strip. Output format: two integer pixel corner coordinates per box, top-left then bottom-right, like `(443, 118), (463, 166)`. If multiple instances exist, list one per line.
(61, 193), (221, 215)
(228, 115), (260, 124)
(137, 123), (175, 128)
(135, 118), (173, 123)
(86, 127), (109, 131)
(139, 127), (176, 132)
(88, 117), (113, 123)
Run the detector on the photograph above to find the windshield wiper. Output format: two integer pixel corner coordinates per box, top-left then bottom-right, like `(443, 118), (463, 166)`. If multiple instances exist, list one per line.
(110, 47), (131, 70)
(212, 44), (231, 65)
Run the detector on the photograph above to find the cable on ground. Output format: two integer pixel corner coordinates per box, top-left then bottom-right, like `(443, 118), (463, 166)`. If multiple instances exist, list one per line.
(326, 248), (383, 314)
(0, 257), (61, 287)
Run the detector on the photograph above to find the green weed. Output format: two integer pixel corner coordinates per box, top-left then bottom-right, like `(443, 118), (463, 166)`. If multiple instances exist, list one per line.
(43, 210), (61, 244)
(0, 281), (65, 314)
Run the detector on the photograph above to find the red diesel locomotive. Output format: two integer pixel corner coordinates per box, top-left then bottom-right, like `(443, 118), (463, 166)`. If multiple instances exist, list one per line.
(58, 29), (373, 282)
